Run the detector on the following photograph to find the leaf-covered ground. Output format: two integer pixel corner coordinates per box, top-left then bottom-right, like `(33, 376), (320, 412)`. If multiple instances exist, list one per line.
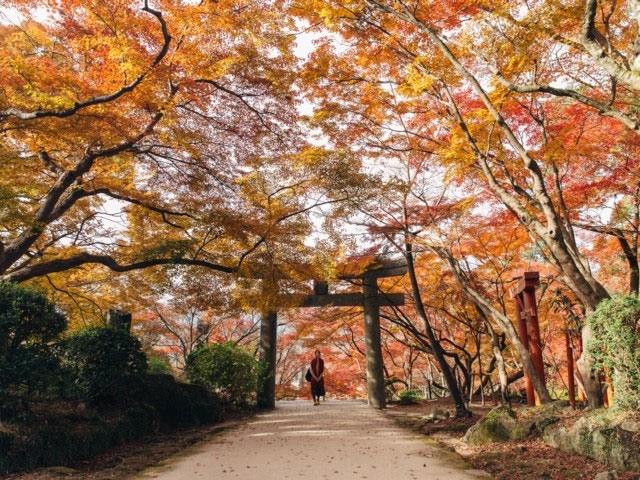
(387, 399), (640, 480)
(2, 417), (248, 480)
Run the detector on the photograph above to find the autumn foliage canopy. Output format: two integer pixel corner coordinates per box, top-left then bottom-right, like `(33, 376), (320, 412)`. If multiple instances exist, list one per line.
(2, 0), (640, 409)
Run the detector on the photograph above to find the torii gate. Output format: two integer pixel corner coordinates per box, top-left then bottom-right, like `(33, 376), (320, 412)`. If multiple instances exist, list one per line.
(512, 271), (545, 406)
(256, 257), (407, 410)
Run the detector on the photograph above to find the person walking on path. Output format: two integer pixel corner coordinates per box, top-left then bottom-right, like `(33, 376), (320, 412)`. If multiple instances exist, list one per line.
(310, 349), (325, 405)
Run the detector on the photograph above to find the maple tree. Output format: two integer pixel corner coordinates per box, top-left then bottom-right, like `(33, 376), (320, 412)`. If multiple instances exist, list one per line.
(1, 0), (638, 413)
(292, 0), (640, 407)
(0, 0), (356, 293)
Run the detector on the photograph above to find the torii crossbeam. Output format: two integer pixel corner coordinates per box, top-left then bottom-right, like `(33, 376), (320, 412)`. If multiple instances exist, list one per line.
(257, 257), (407, 410)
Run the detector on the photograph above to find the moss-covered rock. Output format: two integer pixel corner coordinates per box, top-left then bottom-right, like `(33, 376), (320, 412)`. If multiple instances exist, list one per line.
(520, 400), (570, 433)
(543, 409), (640, 471)
(593, 472), (619, 480)
(463, 405), (532, 444)
(428, 408), (450, 421)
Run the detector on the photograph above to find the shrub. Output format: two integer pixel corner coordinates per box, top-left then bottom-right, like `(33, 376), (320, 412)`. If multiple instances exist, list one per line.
(58, 327), (147, 404)
(398, 389), (423, 405)
(147, 354), (172, 375)
(587, 295), (640, 410)
(0, 374), (223, 475)
(136, 374), (221, 428)
(0, 282), (67, 417)
(186, 341), (259, 406)
(0, 406), (156, 474)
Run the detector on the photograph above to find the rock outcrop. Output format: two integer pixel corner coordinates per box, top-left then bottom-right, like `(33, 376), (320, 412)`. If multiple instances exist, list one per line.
(518, 400), (570, 434)
(428, 408), (450, 421)
(463, 405), (531, 444)
(542, 410), (640, 471)
(462, 401), (639, 474)
(463, 401), (572, 445)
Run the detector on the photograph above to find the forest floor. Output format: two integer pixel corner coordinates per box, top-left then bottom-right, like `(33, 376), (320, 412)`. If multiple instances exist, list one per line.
(387, 398), (640, 480)
(6, 399), (639, 480)
(2, 417), (248, 480)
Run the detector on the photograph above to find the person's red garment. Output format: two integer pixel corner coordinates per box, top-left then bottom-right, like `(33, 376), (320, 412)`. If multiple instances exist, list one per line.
(310, 357), (325, 397)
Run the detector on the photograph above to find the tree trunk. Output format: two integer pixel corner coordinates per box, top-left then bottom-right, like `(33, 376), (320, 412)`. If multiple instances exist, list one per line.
(488, 324), (509, 404)
(434, 246), (553, 403)
(576, 324), (603, 407)
(478, 334), (485, 406)
(616, 234), (639, 295)
(363, 0), (610, 407)
(405, 242), (469, 417)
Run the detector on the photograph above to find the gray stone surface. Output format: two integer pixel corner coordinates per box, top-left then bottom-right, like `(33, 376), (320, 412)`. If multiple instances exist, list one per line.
(543, 411), (640, 471)
(463, 405), (531, 444)
(429, 408), (451, 421)
(465, 468), (493, 477)
(594, 471), (619, 480)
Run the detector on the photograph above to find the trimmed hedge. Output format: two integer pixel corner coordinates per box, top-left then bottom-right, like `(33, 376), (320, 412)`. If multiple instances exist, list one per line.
(136, 374), (221, 428)
(587, 295), (640, 410)
(0, 283), (230, 474)
(398, 389), (423, 405)
(0, 406), (157, 473)
(147, 354), (172, 375)
(0, 374), (221, 474)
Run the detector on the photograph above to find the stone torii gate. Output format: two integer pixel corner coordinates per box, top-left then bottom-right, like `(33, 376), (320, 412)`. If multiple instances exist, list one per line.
(257, 257), (407, 410)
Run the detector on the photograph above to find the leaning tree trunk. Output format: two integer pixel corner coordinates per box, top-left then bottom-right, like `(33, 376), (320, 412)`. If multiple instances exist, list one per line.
(374, 3), (608, 406)
(484, 319), (509, 404)
(433, 246), (553, 403)
(576, 324), (604, 407)
(405, 242), (470, 417)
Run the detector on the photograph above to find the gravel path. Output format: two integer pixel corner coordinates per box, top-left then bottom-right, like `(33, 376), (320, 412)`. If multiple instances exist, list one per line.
(134, 400), (491, 480)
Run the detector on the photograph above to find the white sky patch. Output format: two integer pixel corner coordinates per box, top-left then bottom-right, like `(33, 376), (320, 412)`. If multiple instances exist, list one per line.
(0, 6), (51, 25)
(294, 28), (323, 60)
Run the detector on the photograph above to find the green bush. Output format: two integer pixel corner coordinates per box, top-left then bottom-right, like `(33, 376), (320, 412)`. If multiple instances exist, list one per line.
(136, 374), (221, 428)
(587, 295), (640, 410)
(0, 282), (67, 417)
(186, 341), (259, 406)
(398, 389), (423, 405)
(147, 354), (172, 375)
(58, 327), (147, 404)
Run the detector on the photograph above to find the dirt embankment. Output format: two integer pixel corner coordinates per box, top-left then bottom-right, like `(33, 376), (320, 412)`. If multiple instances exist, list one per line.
(387, 399), (640, 480)
(2, 417), (247, 480)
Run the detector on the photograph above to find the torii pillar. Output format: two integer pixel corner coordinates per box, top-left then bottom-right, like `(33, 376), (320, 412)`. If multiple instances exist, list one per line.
(257, 310), (278, 409)
(362, 275), (387, 408)
(512, 271), (545, 406)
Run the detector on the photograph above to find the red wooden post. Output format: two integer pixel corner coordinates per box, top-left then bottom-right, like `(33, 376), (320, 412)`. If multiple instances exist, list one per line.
(513, 293), (535, 406)
(521, 273), (545, 390)
(601, 373), (610, 408)
(565, 330), (576, 408)
(513, 271), (545, 406)
(605, 374), (614, 407)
